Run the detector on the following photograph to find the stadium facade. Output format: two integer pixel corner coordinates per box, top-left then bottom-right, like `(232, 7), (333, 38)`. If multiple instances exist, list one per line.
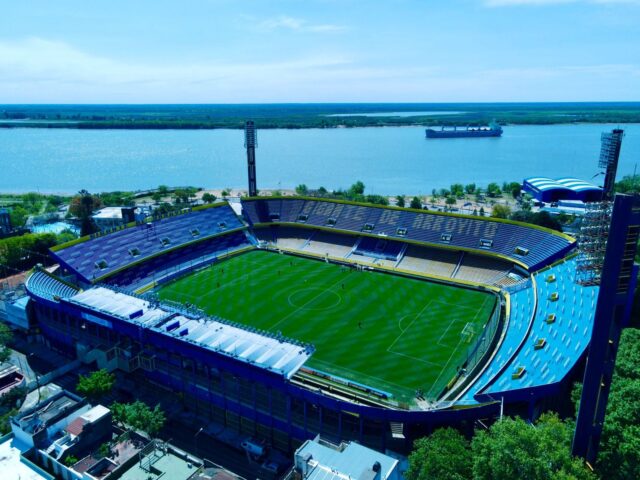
(21, 197), (638, 454)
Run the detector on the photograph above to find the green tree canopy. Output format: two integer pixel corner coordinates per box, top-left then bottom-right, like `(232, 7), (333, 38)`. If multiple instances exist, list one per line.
(486, 183), (502, 197)
(472, 414), (594, 480)
(112, 401), (166, 438)
(349, 181), (366, 197)
(76, 369), (115, 400)
(465, 183), (477, 195)
(295, 184), (309, 195)
(491, 204), (511, 219)
(0, 323), (12, 363)
(396, 195), (405, 208)
(410, 197), (422, 209)
(201, 193), (217, 204)
(595, 328), (640, 479)
(450, 183), (465, 198)
(406, 427), (472, 480)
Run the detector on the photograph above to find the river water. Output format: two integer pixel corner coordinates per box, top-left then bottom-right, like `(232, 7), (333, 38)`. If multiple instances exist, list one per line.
(1, 124), (638, 195)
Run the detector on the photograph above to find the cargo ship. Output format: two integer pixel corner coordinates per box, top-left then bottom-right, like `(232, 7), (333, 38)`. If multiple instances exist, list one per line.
(426, 121), (503, 139)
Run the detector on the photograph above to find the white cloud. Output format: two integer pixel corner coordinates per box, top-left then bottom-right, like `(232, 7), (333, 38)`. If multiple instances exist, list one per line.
(484, 0), (640, 6)
(0, 38), (638, 102)
(258, 15), (346, 33)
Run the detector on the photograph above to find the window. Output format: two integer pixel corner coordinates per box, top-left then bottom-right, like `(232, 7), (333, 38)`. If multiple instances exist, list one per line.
(441, 233), (452, 242)
(362, 223), (374, 232)
(128, 247), (140, 257)
(95, 259), (108, 270)
(479, 239), (493, 248)
(191, 228), (200, 237)
(218, 221), (227, 229)
(396, 227), (408, 237)
(515, 246), (529, 256)
(326, 217), (337, 227)
(269, 213), (280, 220)
(160, 237), (171, 247)
(297, 214), (308, 223)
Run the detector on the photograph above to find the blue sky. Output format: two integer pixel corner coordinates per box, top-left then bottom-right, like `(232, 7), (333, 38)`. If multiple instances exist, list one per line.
(1, 0), (639, 103)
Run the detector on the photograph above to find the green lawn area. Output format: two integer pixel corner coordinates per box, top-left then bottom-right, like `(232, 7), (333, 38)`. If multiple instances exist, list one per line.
(157, 250), (496, 402)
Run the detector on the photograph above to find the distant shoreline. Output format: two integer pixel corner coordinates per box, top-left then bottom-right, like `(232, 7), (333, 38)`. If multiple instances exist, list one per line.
(2, 102), (640, 130)
(1, 119), (640, 130)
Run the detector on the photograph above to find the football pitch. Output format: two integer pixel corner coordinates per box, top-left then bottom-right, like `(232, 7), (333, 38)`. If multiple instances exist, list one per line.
(157, 250), (497, 402)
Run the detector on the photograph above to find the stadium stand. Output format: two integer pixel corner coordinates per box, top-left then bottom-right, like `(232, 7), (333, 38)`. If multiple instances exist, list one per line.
(105, 231), (250, 290)
(454, 254), (513, 284)
(25, 270), (79, 301)
(451, 257), (597, 404)
(353, 237), (405, 261)
(301, 231), (356, 257)
(476, 258), (597, 397)
(396, 245), (460, 278)
(274, 227), (314, 250)
(457, 283), (536, 403)
(242, 198), (575, 270)
(51, 204), (242, 282)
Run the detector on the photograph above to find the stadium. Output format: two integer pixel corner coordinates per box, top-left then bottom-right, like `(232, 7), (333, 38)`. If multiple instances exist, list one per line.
(21, 191), (638, 455)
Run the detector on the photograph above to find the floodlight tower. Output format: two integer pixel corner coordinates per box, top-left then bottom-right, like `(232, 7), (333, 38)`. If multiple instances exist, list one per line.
(245, 121), (257, 197)
(599, 129), (624, 200)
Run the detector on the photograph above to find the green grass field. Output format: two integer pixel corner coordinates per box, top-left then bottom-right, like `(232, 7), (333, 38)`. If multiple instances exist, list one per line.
(157, 250), (496, 402)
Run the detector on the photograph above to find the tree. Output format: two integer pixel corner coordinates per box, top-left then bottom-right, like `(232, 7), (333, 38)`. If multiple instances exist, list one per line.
(157, 185), (169, 196)
(201, 193), (216, 204)
(486, 183), (502, 198)
(151, 192), (162, 204)
(450, 183), (464, 198)
(9, 206), (29, 228)
(76, 369), (115, 400)
(491, 204), (511, 219)
(465, 183), (477, 195)
(365, 194), (389, 206)
(396, 195), (405, 208)
(69, 190), (102, 236)
(615, 174), (640, 194)
(118, 401), (166, 438)
(510, 183), (522, 199)
(318, 186), (328, 195)
(410, 197), (422, 210)
(479, 207), (485, 216)
(221, 189), (230, 198)
(595, 328), (640, 479)
(510, 211), (562, 232)
(349, 181), (365, 197)
(406, 428), (472, 480)
(472, 414), (594, 480)
(0, 323), (12, 363)
(445, 196), (457, 206)
(295, 184), (309, 195)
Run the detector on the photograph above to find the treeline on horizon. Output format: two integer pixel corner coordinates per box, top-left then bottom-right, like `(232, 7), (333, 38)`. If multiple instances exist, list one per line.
(1, 102), (640, 129)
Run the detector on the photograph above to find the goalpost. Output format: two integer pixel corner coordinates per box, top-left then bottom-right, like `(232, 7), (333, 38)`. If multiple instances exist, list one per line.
(461, 322), (476, 344)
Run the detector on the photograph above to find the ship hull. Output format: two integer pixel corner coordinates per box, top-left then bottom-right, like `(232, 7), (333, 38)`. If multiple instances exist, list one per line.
(425, 128), (502, 138)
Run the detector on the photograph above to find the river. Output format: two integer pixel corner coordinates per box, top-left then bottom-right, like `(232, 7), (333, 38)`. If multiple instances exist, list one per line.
(0, 124), (638, 195)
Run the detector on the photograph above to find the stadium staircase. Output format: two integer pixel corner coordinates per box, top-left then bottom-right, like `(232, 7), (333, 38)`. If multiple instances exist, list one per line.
(451, 252), (465, 278)
(345, 237), (362, 259)
(394, 243), (408, 268)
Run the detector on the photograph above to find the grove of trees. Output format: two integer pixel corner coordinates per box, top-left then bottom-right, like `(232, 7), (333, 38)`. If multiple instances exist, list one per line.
(407, 328), (640, 480)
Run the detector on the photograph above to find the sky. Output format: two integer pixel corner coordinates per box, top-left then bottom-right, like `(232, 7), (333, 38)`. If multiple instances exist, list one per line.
(1, 0), (639, 103)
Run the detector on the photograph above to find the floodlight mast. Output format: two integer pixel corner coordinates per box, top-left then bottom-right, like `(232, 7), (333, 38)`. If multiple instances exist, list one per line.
(245, 121), (257, 197)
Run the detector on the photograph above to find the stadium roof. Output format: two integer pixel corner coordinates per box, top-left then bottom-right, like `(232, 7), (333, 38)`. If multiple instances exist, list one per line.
(524, 177), (601, 194)
(68, 287), (312, 379)
(296, 437), (399, 480)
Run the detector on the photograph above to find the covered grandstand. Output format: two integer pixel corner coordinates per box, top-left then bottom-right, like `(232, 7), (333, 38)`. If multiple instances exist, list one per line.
(22, 195), (622, 453)
(523, 177), (603, 203)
